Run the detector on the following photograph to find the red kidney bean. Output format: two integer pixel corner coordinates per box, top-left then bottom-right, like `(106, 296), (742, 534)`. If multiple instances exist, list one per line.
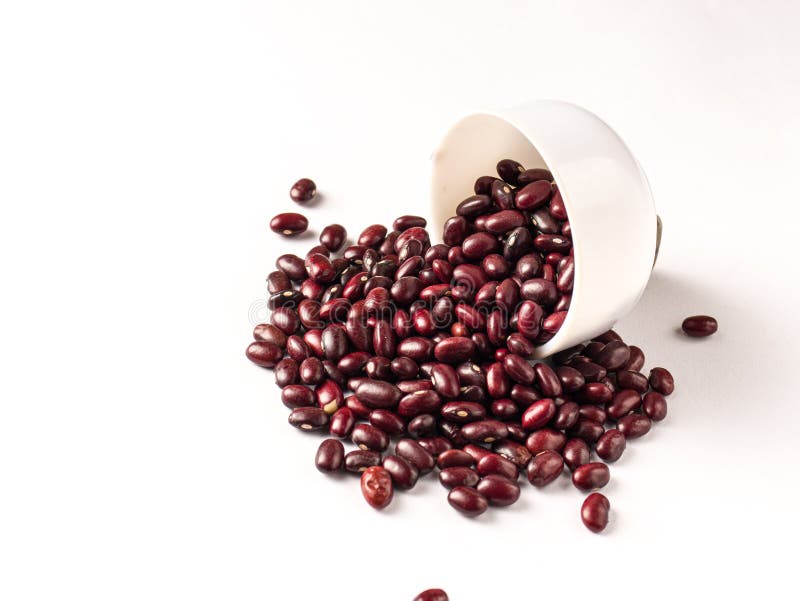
(606, 389), (641, 420)
(397, 379), (433, 394)
(618, 413), (652, 438)
(489, 179), (514, 209)
(253, 323), (286, 348)
(489, 441), (530, 469)
(319, 325), (347, 362)
(270, 212), (308, 236)
(281, 384), (315, 409)
(286, 333), (311, 361)
(496, 158), (525, 184)
(396, 337), (435, 362)
(477, 474), (520, 506)
(382, 454), (418, 490)
(393, 215), (427, 231)
(516, 179), (554, 211)
(489, 399), (517, 420)
(556, 256), (574, 293)
(569, 419), (604, 444)
(563, 438), (591, 471)
(398, 389), (442, 417)
(358, 224), (388, 248)
(289, 177), (316, 203)
(346, 396), (371, 419)
(579, 405), (606, 424)
(448, 486), (489, 517)
(269, 289), (304, 311)
(440, 401), (486, 424)
(621, 345), (645, 371)
(473, 175), (497, 195)
(395, 438), (435, 474)
(554, 366), (584, 393)
(593, 341), (631, 370)
(553, 401), (580, 430)
(388, 356), (417, 380)
(643, 391), (667, 421)
(368, 409), (404, 436)
(521, 398), (556, 431)
(456, 194), (492, 218)
(437, 449), (475, 469)
(329, 407), (356, 438)
(315, 379), (344, 414)
(356, 380), (402, 408)
(461, 419), (509, 444)
(373, 318), (396, 358)
(525, 428), (566, 454)
(433, 337), (475, 364)
(515, 254), (543, 281)
(245, 341), (282, 368)
(462, 232), (499, 259)
(352, 423), (389, 452)
(581, 492), (610, 533)
(417, 436), (452, 457)
(573, 361), (607, 383)
(503, 226), (534, 261)
(288, 406), (328, 431)
(477, 453), (519, 480)
(520, 279), (559, 311)
(442, 216), (469, 246)
(414, 589), (449, 601)
(549, 189), (567, 219)
(515, 300), (543, 340)
(572, 462), (610, 491)
(274, 358), (298, 387)
(266, 270), (292, 294)
(485, 210), (526, 234)
(682, 314), (718, 337)
(305, 253), (336, 283)
(518, 167), (553, 184)
(344, 449), (381, 473)
(596, 429), (626, 462)
(533, 363), (562, 397)
(276, 253), (308, 281)
(428, 363), (458, 399)
(319, 224), (346, 253)
(315, 439), (344, 472)
(542, 310), (568, 334)
(649, 367), (675, 395)
(616, 370), (649, 393)
(406, 414), (436, 439)
(502, 353), (536, 384)
(336, 352), (368, 377)
(505, 333), (535, 358)
(299, 358), (325, 387)
(361, 466), (393, 509)
(527, 450), (564, 487)
(578, 381), (613, 405)
(485, 362), (510, 399)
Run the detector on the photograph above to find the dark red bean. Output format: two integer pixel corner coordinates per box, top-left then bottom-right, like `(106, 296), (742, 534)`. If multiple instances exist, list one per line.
(520, 278), (558, 306)
(579, 405), (606, 423)
(563, 438), (591, 471)
(549, 189), (567, 219)
(521, 398), (556, 431)
(462, 232), (499, 260)
(427, 363), (458, 399)
(579, 381), (613, 404)
(518, 167), (552, 184)
(649, 367), (675, 395)
(682, 314), (718, 337)
(329, 407), (355, 438)
(414, 589), (449, 601)
(643, 391), (668, 421)
(406, 414), (436, 439)
(373, 318), (396, 358)
(477, 474), (520, 506)
(245, 341), (282, 368)
(275, 254), (307, 282)
(457, 194), (493, 218)
(596, 429), (626, 462)
(485, 210), (526, 234)
(439, 466), (480, 490)
(382, 454), (418, 490)
(582, 492), (610, 533)
(316, 439), (345, 472)
(361, 466), (393, 509)
(253, 323), (286, 348)
(516, 300), (543, 340)
(281, 384), (315, 409)
(569, 419), (604, 444)
(270, 212), (308, 236)
(436, 449), (474, 469)
(289, 178), (316, 203)
(352, 423), (390, 452)
(491, 179), (516, 209)
(288, 406), (328, 431)
(622, 345), (645, 371)
(542, 311), (568, 334)
(486, 362), (510, 399)
(473, 176), (497, 195)
(398, 389), (442, 418)
(496, 159), (525, 184)
(553, 401), (580, 430)
(319, 224), (346, 253)
(526, 450), (564, 487)
(502, 353), (535, 384)
(397, 380), (433, 394)
(356, 380), (402, 409)
(594, 341), (631, 370)
(448, 486), (489, 517)
(358, 224), (388, 248)
(555, 366), (584, 393)
(315, 379), (343, 414)
(440, 401), (486, 424)
(525, 428), (566, 454)
(515, 180), (552, 210)
(305, 253), (336, 283)
(417, 436), (452, 457)
(345, 449), (381, 473)
(477, 453), (519, 480)
(490, 399), (517, 420)
(442, 216), (469, 246)
(368, 409), (405, 436)
(319, 325), (347, 362)
(397, 337), (436, 362)
(395, 438), (435, 474)
(266, 270), (292, 294)
(533, 363), (562, 396)
(618, 414), (652, 438)
(461, 419), (509, 444)
(274, 358), (298, 387)
(393, 215), (427, 231)
(616, 370), (649, 394)
(572, 462), (610, 491)
(434, 337), (475, 364)
(556, 256), (575, 293)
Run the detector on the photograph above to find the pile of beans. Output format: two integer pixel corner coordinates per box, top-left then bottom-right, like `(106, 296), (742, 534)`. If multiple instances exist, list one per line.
(248, 162), (677, 533)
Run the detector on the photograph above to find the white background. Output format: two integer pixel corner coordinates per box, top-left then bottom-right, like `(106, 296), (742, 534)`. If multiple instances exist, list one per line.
(2, 1), (799, 599)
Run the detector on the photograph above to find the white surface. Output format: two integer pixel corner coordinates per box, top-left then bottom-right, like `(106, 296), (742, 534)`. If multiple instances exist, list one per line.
(1, 1), (799, 599)
(430, 102), (657, 357)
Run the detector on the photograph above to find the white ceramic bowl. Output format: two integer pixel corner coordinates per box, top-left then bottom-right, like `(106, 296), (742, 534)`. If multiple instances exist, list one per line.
(430, 100), (657, 358)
